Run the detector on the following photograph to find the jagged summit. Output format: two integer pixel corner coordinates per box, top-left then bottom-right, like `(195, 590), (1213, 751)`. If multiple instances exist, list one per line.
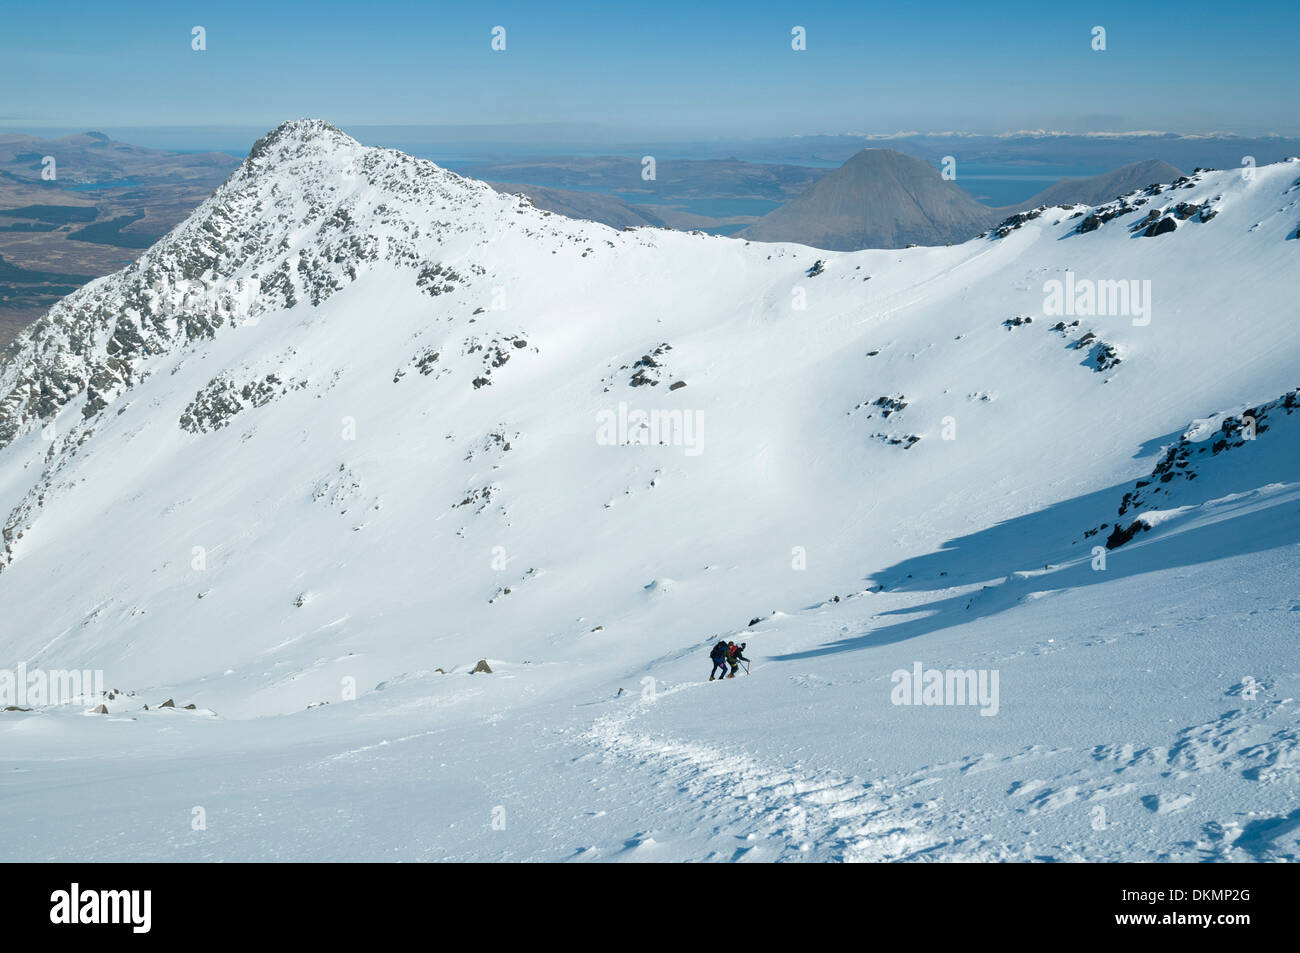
(250, 118), (355, 151)
(235, 119), (403, 187)
(0, 121), (596, 449)
(242, 119), (364, 173)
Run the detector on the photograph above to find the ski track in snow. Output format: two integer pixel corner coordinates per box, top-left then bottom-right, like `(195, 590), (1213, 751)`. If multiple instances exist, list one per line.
(581, 680), (1300, 862)
(584, 683), (944, 862)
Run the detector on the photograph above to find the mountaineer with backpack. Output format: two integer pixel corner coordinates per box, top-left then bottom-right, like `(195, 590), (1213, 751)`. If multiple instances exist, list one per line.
(709, 640), (730, 681)
(727, 642), (750, 678)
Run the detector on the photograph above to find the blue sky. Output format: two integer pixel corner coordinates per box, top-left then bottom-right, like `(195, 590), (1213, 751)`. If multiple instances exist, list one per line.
(1, 0), (1295, 137)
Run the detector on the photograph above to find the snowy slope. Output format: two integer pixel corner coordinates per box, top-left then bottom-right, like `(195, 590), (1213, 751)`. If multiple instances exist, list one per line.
(0, 121), (1296, 862)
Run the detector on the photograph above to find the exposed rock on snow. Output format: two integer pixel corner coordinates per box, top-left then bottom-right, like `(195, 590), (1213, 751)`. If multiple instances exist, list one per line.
(1098, 387), (1300, 548)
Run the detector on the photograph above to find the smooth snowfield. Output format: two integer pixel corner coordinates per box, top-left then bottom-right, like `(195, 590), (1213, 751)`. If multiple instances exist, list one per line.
(0, 123), (1296, 861)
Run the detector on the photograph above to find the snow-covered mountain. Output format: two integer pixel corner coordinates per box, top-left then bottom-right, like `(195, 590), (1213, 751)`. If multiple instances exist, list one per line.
(1, 120), (1296, 862)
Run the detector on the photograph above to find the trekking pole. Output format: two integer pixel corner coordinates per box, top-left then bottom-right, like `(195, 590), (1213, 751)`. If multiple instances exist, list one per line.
(745, 661), (750, 676)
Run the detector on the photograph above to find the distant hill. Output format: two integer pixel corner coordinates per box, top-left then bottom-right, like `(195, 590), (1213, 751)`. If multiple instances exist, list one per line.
(740, 149), (1188, 250)
(1014, 158), (1184, 210)
(739, 149), (1001, 250)
(457, 155), (822, 202)
(0, 131), (239, 348)
(487, 182), (668, 229)
(0, 130), (235, 187)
